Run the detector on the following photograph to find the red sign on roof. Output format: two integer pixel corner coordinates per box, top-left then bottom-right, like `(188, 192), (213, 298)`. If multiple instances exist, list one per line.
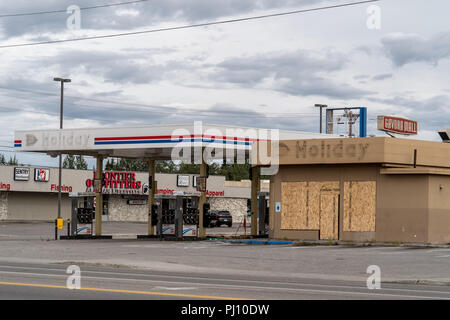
(377, 116), (418, 135)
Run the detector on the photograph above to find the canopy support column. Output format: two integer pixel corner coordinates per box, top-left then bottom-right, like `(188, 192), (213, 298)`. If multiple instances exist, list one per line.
(199, 159), (207, 238)
(251, 166), (260, 236)
(95, 155), (103, 236)
(148, 159), (156, 235)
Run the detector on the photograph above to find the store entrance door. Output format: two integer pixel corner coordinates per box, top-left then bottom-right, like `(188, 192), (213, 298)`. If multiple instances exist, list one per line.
(319, 194), (339, 240)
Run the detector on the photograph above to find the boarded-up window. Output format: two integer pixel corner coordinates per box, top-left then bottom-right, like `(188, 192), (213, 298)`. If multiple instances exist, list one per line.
(319, 193), (339, 240)
(281, 181), (339, 230)
(343, 181), (376, 232)
(281, 182), (307, 230)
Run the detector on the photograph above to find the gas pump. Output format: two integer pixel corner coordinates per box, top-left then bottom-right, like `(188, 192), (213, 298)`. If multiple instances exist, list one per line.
(160, 198), (176, 236)
(157, 195), (200, 239)
(181, 196), (199, 238)
(73, 207), (94, 236)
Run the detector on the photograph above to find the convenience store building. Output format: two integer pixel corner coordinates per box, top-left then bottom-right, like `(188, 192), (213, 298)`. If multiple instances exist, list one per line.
(262, 137), (450, 244)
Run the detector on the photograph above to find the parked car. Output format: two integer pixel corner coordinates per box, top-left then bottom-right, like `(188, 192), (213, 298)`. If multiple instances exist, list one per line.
(205, 210), (219, 228)
(215, 210), (233, 227)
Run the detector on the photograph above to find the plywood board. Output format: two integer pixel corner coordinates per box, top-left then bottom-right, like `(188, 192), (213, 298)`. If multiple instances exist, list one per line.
(319, 194), (339, 240)
(343, 181), (376, 232)
(281, 182), (307, 229)
(308, 181), (340, 230)
(281, 181), (339, 230)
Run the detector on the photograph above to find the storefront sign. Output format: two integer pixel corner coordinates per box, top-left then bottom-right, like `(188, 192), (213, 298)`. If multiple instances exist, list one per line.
(377, 116), (418, 135)
(34, 168), (49, 182)
(85, 171), (143, 194)
(22, 132), (90, 148)
(206, 190), (224, 197)
(128, 199), (147, 205)
(196, 176), (207, 192)
(51, 184), (73, 192)
(0, 182), (11, 191)
(14, 167), (30, 181)
(295, 140), (369, 161)
(157, 189), (174, 195)
(193, 175), (198, 187)
(177, 175), (190, 187)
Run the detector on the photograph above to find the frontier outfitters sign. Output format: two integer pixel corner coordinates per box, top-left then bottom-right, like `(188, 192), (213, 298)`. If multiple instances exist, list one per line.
(85, 171), (144, 195)
(377, 116), (418, 135)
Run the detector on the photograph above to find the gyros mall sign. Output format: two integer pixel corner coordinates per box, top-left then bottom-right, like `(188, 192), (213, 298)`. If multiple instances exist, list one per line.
(377, 116), (418, 135)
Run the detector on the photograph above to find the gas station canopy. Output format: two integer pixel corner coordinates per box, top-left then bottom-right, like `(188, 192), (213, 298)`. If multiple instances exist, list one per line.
(14, 122), (331, 160)
(13, 122), (334, 239)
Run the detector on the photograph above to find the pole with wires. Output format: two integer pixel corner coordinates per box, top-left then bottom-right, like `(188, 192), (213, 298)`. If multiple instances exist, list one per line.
(53, 77), (71, 240)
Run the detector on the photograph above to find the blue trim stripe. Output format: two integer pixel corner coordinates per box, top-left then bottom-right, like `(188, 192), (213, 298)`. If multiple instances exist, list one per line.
(14, 144), (22, 147)
(182, 228), (195, 235)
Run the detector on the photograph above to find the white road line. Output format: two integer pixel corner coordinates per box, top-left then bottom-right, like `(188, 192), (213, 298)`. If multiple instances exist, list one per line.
(428, 249), (450, 253)
(152, 286), (199, 291)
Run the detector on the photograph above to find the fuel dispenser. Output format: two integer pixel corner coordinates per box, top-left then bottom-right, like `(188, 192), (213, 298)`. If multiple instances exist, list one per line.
(155, 195), (201, 239)
(72, 207), (95, 236)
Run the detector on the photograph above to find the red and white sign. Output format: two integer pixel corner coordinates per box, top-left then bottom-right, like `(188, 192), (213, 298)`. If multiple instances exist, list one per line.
(377, 116), (418, 135)
(34, 168), (50, 182)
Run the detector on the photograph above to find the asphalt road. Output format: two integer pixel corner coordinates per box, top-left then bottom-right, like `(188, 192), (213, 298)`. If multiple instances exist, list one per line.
(0, 222), (450, 300)
(0, 261), (449, 300)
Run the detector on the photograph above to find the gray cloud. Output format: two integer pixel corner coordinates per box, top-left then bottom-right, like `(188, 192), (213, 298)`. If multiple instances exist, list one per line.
(372, 73), (393, 81)
(17, 48), (184, 85)
(367, 94), (450, 131)
(382, 32), (450, 67)
(211, 49), (373, 99)
(0, 0), (331, 39)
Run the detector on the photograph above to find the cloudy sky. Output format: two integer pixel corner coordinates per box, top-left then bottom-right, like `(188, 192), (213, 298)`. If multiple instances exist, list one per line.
(0, 0), (449, 167)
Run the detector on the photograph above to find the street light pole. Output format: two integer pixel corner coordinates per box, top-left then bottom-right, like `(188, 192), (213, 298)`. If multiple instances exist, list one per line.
(314, 104), (327, 133)
(53, 77), (71, 239)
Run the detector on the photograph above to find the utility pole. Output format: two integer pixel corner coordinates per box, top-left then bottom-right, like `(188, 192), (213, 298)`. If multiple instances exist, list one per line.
(315, 104), (327, 133)
(53, 77), (71, 240)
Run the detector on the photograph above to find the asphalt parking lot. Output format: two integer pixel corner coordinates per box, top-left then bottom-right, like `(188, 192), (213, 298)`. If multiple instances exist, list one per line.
(0, 221), (244, 240)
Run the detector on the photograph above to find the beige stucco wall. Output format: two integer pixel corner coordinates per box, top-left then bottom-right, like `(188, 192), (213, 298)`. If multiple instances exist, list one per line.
(427, 176), (450, 243)
(5, 192), (71, 221)
(375, 174), (429, 243)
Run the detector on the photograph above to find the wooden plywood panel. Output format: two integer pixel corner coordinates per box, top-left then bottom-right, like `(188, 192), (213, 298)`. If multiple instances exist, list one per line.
(281, 182), (307, 229)
(281, 181), (339, 230)
(319, 194), (339, 240)
(343, 181), (376, 232)
(308, 181), (340, 230)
